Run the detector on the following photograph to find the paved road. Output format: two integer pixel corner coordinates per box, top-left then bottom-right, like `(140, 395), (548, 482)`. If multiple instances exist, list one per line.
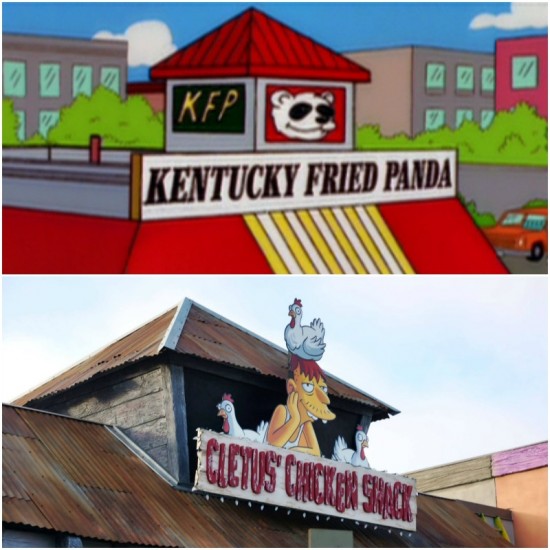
(502, 255), (548, 275)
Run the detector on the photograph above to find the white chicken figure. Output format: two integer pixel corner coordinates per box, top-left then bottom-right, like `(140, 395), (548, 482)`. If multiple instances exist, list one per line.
(216, 394), (268, 442)
(284, 298), (326, 361)
(332, 425), (371, 468)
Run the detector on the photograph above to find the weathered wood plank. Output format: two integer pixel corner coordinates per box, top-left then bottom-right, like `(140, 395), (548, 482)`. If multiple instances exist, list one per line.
(408, 455), (492, 492)
(122, 416), (168, 452)
(52, 369), (163, 419)
(83, 391), (165, 428)
(492, 442), (548, 477)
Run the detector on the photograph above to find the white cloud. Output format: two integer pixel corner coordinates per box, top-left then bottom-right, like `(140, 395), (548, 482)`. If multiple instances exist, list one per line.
(470, 2), (548, 30)
(94, 20), (177, 67)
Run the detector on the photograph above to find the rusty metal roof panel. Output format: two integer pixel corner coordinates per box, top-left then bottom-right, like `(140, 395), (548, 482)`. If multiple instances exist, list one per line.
(14, 307), (177, 406)
(3, 405), (510, 547)
(176, 302), (398, 415)
(14, 298), (397, 415)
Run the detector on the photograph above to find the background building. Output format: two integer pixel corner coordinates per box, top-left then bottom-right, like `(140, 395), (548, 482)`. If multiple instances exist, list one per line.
(495, 36), (547, 118)
(346, 47), (495, 136)
(2, 34), (128, 140)
(408, 442), (548, 548)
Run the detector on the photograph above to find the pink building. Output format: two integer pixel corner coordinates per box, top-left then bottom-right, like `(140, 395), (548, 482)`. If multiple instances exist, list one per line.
(495, 36), (547, 118)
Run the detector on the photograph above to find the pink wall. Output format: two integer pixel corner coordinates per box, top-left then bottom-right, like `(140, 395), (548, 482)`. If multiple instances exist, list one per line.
(495, 36), (548, 118)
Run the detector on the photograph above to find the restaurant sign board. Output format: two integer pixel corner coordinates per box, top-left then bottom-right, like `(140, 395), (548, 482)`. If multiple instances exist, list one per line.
(135, 150), (456, 221)
(194, 429), (417, 531)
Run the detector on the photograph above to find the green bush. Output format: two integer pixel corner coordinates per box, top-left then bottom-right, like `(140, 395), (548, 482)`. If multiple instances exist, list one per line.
(3, 99), (20, 145)
(47, 87), (164, 149)
(357, 103), (547, 167)
(522, 199), (548, 209)
(458, 194), (497, 228)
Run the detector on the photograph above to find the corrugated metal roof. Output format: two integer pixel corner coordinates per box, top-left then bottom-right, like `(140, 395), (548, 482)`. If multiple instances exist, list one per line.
(13, 307), (177, 406)
(2, 404), (511, 547)
(151, 8), (371, 82)
(175, 301), (398, 416)
(14, 299), (398, 416)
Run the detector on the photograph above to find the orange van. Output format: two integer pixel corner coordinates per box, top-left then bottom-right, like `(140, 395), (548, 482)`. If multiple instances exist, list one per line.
(484, 207), (547, 262)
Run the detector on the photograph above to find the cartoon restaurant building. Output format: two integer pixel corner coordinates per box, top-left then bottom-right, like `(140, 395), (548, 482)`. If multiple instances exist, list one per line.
(3, 298), (514, 547)
(3, 8), (507, 275)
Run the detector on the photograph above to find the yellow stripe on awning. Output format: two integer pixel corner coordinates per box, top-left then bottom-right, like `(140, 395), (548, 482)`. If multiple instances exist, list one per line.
(365, 206), (415, 274)
(246, 206), (414, 274)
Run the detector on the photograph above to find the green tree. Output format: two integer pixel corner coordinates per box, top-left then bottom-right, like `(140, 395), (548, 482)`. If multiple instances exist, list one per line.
(357, 103), (548, 167)
(47, 87), (164, 149)
(3, 99), (20, 145)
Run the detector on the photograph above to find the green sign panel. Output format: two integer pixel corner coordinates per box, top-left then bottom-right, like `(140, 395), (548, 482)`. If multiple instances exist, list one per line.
(172, 84), (246, 134)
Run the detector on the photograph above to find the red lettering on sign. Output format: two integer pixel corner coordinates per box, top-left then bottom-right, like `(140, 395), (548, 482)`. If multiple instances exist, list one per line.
(383, 482), (394, 519)
(264, 451), (277, 493)
(240, 446), (253, 490)
(217, 443), (228, 488)
(251, 449), (266, 494)
(393, 482), (402, 520)
(335, 472), (346, 513)
(228, 443), (240, 488)
(363, 474), (373, 513)
(375, 477), (385, 515)
(345, 471), (358, 511)
(402, 484), (414, 522)
(206, 438), (219, 484)
(285, 454), (296, 497)
(324, 465), (336, 507)
(313, 463), (324, 505)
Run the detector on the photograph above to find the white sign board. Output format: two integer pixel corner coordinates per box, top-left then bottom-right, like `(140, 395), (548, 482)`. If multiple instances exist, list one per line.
(194, 429), (417, 531)
(138, 150), (456, 221)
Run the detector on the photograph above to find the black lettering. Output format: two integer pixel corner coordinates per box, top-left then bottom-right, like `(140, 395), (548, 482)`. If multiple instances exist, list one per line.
(210, 166), (229, 202)
(363, 162), (378, 192)
(283, 164), (300, 197)
(438, 159), (452, 188)
(229, 165), (246, 201)
(246, 165), (263, 199)
(145, 168), (170, 204)
(384, 161), (400, 192)
(170, 168), (191, 202)
(321, 163), (338, 195)
(262, 165), (282, 198)
(305, 164), (322, 196)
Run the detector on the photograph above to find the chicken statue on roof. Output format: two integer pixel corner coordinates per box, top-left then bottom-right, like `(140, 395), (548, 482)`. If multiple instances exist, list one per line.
(266, 299), (335, 456)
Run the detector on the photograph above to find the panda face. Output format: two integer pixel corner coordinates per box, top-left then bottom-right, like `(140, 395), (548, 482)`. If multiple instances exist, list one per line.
(271, 90), (337, 141)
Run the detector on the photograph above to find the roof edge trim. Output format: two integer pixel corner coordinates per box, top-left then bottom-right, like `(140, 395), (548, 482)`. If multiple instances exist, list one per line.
(160, 298), (193, 351)
(108, 425), (179, 487)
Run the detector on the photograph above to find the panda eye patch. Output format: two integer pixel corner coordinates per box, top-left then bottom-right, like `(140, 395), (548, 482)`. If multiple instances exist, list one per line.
(289, 103), (313, 120)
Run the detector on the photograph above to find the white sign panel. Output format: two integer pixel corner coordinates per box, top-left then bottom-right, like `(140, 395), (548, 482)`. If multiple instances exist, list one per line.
(139, 150), (456, 221)
(194, 429), (417, 531)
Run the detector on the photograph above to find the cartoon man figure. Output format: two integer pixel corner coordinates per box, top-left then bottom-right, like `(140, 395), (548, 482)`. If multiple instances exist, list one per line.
(267, 354), (336, 456)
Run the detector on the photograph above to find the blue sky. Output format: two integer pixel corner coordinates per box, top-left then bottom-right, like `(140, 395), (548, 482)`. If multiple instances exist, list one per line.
(3, 2), (548, 81)
(2, 275), (547, 473)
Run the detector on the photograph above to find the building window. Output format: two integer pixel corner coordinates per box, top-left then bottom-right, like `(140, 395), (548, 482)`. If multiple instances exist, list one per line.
(3, 60), (26, 98)
(425, 109), (446, 131)
(426, 63), (446, 92)
(40, 63), (61, 98)
(15, 110), (26, 141)
(456, 109), (474, 128)
(481, 67), (495, 94)
(101, 67), (121, 94)
(73, 65), (93, 97)
(39, 110), (60, 138)
(456, 66), (474, 93)
(512, 56), (538, 89)
(480, 109), (495, 129)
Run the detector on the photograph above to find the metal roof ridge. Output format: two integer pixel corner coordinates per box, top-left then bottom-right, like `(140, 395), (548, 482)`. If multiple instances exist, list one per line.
(164, 297), (289, 355)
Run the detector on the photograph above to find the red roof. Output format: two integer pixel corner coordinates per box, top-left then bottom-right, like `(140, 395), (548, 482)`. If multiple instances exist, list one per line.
(150, 8), (371, 83)
(3, 201), (508, 274)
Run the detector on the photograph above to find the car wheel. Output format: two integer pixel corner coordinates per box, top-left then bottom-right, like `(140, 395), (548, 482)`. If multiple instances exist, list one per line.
(528, 242), (545, 262)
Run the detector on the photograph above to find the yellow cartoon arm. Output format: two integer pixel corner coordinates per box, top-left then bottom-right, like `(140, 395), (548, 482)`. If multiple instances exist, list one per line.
(266, 393), (300, 447)
(290, 421), (321, 456)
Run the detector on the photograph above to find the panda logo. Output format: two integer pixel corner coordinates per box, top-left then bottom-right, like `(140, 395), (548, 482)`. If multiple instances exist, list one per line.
(271, 90), (336, 141)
